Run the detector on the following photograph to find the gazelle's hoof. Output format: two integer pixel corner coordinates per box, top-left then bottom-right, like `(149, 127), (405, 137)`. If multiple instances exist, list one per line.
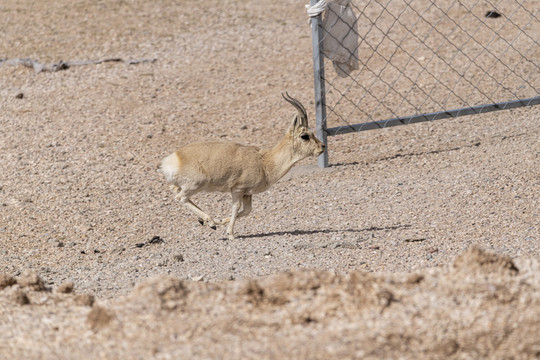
(198, 218), (217, 230)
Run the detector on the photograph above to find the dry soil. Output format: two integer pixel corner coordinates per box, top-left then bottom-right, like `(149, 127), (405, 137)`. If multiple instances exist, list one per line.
(0, 0), (539, 359)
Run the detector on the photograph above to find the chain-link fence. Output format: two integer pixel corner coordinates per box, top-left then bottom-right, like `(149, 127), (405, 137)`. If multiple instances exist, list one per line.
(309, 0), (540, 167)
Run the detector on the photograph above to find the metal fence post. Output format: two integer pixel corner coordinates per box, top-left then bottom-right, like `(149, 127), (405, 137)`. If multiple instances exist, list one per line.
(310, 1), (328, 168)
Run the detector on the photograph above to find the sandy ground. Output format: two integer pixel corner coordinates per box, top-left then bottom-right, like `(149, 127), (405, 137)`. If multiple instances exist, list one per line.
(0, 0), (539, 358)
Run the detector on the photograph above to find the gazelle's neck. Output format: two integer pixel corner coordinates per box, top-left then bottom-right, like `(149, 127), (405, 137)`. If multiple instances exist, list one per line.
(262, 136), (301, 185)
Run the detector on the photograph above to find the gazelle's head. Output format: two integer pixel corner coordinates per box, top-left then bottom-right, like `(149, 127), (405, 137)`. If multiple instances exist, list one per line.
(282, 92), (325, 159)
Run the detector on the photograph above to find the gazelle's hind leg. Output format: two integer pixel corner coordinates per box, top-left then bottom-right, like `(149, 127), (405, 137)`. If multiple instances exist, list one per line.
(215, 195), (252, 225)
(171, 185), (217, 230)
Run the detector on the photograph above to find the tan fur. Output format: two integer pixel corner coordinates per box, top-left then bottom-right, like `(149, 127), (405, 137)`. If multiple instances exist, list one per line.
(161, 93), (325, 240)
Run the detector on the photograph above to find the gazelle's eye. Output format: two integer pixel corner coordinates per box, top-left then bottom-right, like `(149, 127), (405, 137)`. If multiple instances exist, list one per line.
(300, 133), (310, 141)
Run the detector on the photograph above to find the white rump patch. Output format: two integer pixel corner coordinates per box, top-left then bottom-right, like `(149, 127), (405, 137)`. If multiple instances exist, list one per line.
(160, 153), (180, 182)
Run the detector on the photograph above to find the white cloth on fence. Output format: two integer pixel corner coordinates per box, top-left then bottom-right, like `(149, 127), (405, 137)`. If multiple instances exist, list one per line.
(307, 0), (359, 77)
(306, 0), (327, 18)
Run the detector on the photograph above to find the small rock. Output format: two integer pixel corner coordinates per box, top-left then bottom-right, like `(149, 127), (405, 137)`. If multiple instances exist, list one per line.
(15, 93), (24, 99)
(173, 254), (184, 262)
(148, 236), (164, 244)
(485, 10), (501, 18)
(135, 243), (145, 248)
(57, 281), (74, 294)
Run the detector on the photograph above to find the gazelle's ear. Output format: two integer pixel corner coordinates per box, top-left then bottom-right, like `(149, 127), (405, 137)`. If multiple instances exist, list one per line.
(289, 114), (301, 132)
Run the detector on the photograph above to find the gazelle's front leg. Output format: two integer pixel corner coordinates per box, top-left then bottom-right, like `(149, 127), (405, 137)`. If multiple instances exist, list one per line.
(216, 195), (252, 225)
(226, 192), (244, 240)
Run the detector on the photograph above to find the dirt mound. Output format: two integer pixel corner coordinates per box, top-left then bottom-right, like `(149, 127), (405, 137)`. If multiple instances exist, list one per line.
(0, 270), (94, 308)
(453, 245), (520, 275)
(0, 247), (538, 359)
(1, 0), (538, 358)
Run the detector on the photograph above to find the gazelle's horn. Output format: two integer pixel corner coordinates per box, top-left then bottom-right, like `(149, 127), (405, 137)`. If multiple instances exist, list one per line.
(282, 92), (308, 127)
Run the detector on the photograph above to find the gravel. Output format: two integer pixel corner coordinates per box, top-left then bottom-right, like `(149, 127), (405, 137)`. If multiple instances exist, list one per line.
(0, 0), (538, 358)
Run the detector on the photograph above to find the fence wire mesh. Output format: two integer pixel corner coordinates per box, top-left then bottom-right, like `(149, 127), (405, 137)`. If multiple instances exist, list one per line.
(312, 0), (540, 143)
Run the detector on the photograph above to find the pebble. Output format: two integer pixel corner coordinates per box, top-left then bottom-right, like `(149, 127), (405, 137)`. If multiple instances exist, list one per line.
(173, 254), (184, 262)
(148, 236), (164, 244)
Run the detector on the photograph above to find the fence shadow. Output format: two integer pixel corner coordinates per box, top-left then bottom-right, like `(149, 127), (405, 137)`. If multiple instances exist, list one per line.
(331, 141), (482, 168)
